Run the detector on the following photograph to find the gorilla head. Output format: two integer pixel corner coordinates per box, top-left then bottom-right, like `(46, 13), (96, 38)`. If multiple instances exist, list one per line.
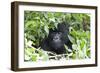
(48, 30), (64, 49)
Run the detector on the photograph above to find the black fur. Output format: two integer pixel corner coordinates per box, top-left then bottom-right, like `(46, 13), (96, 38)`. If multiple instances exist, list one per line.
(40, 22), (72, 54)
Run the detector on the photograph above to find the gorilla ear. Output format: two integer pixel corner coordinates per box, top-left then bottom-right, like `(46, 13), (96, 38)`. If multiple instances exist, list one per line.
(48, 29), (54, 37)
(49, 28), (58, 33)
(49, 29), (54, 33)
(58, 22), (70, 32)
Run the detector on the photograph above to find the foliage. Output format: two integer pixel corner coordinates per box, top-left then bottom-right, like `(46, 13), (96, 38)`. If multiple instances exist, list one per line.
(24, 11), (90, 61)
(65, 28), (90, 59)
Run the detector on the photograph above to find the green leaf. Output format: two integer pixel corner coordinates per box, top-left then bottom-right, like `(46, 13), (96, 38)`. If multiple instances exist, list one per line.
(25, 54), (31, 61)
(87, 48), (90, 58)
(25, 21), (35, 28)
(44, 25), (49, 34)
(25, 49), (32, 56)
(72, 44), (77, 50)
(77, 39), (80, 46)
(64, 44), (68, 50)
(49, 18), (55, 22)
(80, 39), (85, 50)
(72, 53), (76, 59)
(42, 52), (49, 61)
(54, 23), (58, 28)
(64, 44), (72, 52)
(31, 55), (37, 61)
(68, 35), (75, 44)
(78, 50), (84, 59)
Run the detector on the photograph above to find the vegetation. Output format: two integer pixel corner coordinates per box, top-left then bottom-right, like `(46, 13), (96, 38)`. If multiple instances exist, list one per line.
(24, 11), (90, 62)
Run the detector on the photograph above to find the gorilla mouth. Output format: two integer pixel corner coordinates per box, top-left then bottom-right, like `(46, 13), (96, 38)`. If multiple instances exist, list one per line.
(51, 42), (64, 48)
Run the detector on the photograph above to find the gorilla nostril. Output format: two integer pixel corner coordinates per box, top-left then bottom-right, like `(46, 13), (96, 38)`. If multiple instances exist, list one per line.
(55, 36), (59, 40)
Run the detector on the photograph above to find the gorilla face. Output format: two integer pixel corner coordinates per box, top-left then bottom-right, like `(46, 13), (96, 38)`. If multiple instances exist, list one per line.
(48, 31), (64, 49)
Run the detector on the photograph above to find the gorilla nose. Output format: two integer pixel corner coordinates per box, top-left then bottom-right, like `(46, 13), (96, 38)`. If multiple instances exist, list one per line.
(55, 37), (59, 40)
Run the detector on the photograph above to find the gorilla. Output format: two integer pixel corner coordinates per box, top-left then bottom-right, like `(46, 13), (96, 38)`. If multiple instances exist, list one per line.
(40, 22), (72, 54)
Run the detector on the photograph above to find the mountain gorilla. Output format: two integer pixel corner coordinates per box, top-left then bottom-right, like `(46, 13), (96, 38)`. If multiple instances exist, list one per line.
(40, 22), (72, 54)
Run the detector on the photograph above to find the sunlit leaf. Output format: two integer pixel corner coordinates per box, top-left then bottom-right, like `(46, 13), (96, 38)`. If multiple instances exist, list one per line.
(25, 54), (31, 61)
(44, 25), (49, 34)
(68, 35), (75, 44)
